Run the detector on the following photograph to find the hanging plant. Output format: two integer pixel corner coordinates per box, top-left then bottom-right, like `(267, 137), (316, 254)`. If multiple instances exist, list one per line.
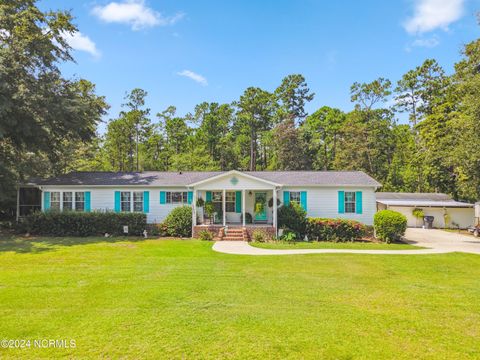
(196, 197), (205, 208)
(268, 197), (281, 208)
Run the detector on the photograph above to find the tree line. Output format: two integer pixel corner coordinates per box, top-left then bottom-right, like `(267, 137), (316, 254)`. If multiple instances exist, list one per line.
(1, 1), (479, 217)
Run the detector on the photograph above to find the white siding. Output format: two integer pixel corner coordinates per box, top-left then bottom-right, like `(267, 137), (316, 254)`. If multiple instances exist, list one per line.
(41, 187), (190, 224)
(282, 186), (377, 225)
(379, 205), (474, 229)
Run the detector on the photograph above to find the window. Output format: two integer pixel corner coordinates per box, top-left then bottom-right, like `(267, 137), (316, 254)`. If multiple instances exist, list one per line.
(212, 191), (223, 214)
(63, 192), (73, 211)
(225, 192), (236, 212)
(50, 192), (60, 211)
(289, 191), (301, 204)
(344, 191), (356, 213)
(121, 191), (131, 212)
(166, 191), (188, 204)
(75, 192), (85, 212)
(133, 191), (144, 212)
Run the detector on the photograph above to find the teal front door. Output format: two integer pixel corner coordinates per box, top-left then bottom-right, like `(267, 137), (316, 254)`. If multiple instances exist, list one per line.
(254, 192), (267, 222)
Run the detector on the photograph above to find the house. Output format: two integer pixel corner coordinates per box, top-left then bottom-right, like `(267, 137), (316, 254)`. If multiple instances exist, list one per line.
(376, 192), (474, 229)
(20, 170), (381, 238)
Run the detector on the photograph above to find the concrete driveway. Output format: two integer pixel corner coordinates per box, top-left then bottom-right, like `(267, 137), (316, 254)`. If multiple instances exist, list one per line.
(403, 228), (480, 254)
(212, 228), (480, 256)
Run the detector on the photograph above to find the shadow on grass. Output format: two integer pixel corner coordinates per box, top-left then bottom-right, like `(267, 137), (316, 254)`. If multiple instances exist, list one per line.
(0, 234), (153, 254)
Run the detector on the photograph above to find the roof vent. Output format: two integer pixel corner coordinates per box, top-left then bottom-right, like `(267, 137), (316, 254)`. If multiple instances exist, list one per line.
(179, 171), (183, 175)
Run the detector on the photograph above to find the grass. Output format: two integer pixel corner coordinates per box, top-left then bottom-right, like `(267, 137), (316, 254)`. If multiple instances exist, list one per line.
(0, 235), (479, 359)
(251, 240), (423, 250)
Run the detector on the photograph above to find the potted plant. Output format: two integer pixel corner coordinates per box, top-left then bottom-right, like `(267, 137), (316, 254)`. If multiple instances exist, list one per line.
(204, 201), (215, 224)
(412, 208), (424, 228)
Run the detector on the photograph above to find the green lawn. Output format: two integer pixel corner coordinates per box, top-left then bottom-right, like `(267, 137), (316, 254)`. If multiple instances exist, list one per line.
(0, 236), (479, 359)
(251, 240), (422, 250)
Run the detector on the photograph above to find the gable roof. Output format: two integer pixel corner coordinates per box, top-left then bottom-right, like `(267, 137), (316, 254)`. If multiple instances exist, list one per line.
(33, 170), (381, 187)
(376, 192), (473, 208)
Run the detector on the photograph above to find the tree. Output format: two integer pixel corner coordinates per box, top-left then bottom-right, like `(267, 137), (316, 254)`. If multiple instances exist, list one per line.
(302, 106), (346, 170)
(275, 74), (315, 124)
(235, 87), (277, 170)
(121, 88), (150, 171)
(395, 59), (448, 127)
(0, 0), (108, 214)
(273, 119), (310, 170)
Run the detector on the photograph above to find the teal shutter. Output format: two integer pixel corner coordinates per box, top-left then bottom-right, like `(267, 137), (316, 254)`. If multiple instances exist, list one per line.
(43, 191), (50, 211)
(283, 191), (290, 207)
(338, 191), (345, 214)
(159, 191), (166, 204)
(300, 191), (307, 212)
(114, 191), (121, 212)
(235, 191), (242, 213)
(143, 191), (150, 213)
(356, 191), (363, 214)
(187, 191), (193, 205)
(206, 191), (212, 202)
(85, 191), (91, 212)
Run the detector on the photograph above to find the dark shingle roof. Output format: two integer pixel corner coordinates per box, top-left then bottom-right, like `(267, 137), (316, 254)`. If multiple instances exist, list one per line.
(34, 170), (381, 187)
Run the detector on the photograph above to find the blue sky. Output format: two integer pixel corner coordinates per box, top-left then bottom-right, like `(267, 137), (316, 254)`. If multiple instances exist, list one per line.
(41, 0), (480, 130)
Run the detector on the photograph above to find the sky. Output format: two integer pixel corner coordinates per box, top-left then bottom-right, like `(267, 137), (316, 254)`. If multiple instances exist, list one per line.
(40, 0), (480, 131)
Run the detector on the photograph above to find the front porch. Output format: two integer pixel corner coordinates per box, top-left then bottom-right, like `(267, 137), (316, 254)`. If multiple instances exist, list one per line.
(189, 170), (281, 239)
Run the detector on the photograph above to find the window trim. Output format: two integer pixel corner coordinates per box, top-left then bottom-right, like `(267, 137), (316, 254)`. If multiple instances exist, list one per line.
(50, 192), (61, 211)
(63, 192), (73, 211)
(344, 191), (356, 214)
(75, 191), (85, 212)
(289, 191), (301, 204)
(166, 191), (188, 204)
(120, 191), (131, 212)
(225, 191), (236, 213)
(133, 191), (144, 212)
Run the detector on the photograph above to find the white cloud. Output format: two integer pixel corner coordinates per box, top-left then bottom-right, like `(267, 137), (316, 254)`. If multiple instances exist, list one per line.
(177, 70), (208, 86)
(62, 31), (100, 58)
(92, 0), (184, 31)
(403, 0), (465, 34)
(411, 36), (440, 48)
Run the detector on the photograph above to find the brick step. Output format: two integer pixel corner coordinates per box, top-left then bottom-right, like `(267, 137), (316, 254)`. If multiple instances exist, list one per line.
(223, 237), (245, 241)
(226, 229), (243, 233)
(224, 234), (244, 238)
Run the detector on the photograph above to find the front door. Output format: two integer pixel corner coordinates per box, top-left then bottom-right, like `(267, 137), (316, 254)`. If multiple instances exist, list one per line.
(254, 192), (267, 222)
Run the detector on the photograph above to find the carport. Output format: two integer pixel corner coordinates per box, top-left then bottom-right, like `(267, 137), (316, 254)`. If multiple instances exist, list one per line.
(376, 192), (474, 229)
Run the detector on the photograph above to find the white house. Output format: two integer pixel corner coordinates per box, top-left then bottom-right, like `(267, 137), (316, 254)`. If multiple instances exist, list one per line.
(25, 170), (381, 239)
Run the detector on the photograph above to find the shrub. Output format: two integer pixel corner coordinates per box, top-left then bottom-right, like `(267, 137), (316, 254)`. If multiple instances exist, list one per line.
(198, 229), (214, 241)
(374, 210), (407, 243)
(252, 230), (265, 242)
(20, 211), (147, 237)
(306, 218), (366, 242)
(146, 223), (168, 237)
(163, 206), (192, 237)
(278, 202), (307, 238)
(280, 229), (297, 243)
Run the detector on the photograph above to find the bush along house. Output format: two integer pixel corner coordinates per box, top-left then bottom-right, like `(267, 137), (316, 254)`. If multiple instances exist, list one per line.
(19, 170), (381, 240)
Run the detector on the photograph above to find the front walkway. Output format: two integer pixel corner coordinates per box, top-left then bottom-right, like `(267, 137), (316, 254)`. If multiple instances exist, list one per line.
(212, 228), (480, 256)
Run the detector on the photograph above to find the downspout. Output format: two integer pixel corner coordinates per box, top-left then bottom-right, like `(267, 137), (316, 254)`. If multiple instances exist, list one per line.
(16, 185), (20, 222)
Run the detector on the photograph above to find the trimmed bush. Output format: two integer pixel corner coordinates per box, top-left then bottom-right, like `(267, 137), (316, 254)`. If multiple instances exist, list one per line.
(20, 211), (147, 237)
(278, 202), (307, 238)
(374, 210), (407, 243)
(163, 206), (192, 237)
(306, 218), (366, 242)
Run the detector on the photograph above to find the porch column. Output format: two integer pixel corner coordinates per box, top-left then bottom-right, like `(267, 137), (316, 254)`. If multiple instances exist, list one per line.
(192, 189), (197, 226)
(222, 189), (226, 226)
(273, 187), (277, 234)
(242, 189), (246, 226)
